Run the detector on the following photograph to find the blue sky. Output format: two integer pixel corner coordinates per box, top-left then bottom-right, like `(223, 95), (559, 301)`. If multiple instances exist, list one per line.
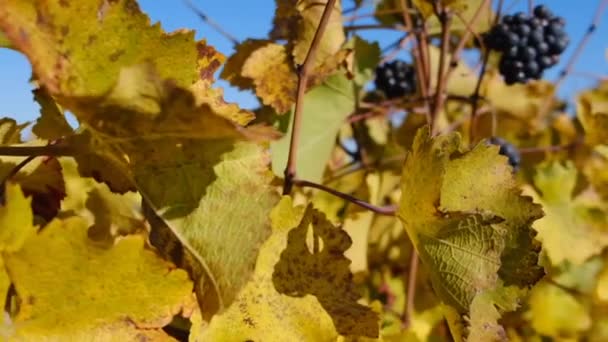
(0, 0), (606, 124)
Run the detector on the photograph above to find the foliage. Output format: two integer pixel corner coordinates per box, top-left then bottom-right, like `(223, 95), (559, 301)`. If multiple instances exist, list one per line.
(0, 0), (606, 340)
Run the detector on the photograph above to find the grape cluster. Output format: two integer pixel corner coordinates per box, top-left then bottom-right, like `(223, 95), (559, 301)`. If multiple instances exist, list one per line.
(374, 60), (416, 99)
(484, 5), (569, 85)
(488, 137), (521, 171)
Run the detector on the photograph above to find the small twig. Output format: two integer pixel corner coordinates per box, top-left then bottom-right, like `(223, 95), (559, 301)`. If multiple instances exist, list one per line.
(182, 0), (239, 45)
(0, 145), (72, 157)
(519, 141), (580, 154)
(402, 250), (419, 328)
(293, 179), (397, 216)
(537, 0), (608, 117)
(430, 4), (452, 134)
(444, 0), (491, 82)
(283, 0), (338, 195)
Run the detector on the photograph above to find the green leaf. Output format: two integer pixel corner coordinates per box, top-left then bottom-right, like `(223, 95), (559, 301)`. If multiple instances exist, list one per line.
(273, 202), (379, 337)
(347, 36), (381, 88)
(397, 127), (544, 340)
(271, 73), (356, 183)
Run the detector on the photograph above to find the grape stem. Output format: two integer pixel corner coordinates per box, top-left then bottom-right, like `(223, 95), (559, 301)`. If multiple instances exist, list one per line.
(282, 0), (338, 195)
(292, 179), (397, 216)
(402, 249), (419, 328)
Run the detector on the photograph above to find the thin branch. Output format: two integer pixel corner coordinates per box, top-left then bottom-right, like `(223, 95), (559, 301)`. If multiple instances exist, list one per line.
(444, 0), (491, 82)
(344, 24), (405, 32)
(519, 141), (580, 154)
(0, 145), (73, 157)
(402, 250), (419, 328)
(469, 0), (504, 145)
(293, 179), (397, 216)
(431, 4), (452, 134)
(283, 0), (338, 195)
(182, 0), (239, 45)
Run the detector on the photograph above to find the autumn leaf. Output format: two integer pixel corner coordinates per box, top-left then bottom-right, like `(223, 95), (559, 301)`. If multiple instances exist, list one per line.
(2, 216), (194, 340)
(0, 183), (36, 252)
(273, 202), (379, 337)
(32, 88), (72, 140)
(221, 39), (275, 90)
(397, 126), (543, 340)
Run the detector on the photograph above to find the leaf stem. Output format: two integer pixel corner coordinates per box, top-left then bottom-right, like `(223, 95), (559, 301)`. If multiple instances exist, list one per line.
(293, 179), (396, 216)
(283, 0), (338, 195)
(402, 250), (419, 328)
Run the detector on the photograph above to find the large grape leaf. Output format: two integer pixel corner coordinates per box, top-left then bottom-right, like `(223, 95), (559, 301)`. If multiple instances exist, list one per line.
(2, 216), (194, 340)
(195, 197), (339, 341)
(577, 81), (608, 146)
(397, 127), (544, 340)
(271, 73), (356, 183)
(0, 0), (199, 95)
(272, 200), (379, 337)
(524, 162), (608, 266)
(0, 184), (36, 252)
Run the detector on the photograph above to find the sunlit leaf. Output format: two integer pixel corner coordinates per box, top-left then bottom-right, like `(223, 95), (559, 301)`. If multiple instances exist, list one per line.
(196, 197), (338, 341)
(577, 81), (608, 146)
(397, 127), (543, 340)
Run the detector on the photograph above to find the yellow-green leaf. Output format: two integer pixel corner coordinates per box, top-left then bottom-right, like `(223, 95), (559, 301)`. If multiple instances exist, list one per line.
(0, 0), (199, 96)
(397, 127), (543, 340)
(577, 81), (608, 146)
(525, 282), (591, 338)
(221, 39), (273, 90)
(3, 216), (194, 340)
(526, 162), (608, 265)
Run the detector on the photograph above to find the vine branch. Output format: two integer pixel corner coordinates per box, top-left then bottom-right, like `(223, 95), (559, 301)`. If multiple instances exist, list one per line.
(431, 3), (452, 133)
(183, 0), (239, 45)
(293, 179), (397, 216)
(283, 0), (338, 195)
(0, 145), (73, 157)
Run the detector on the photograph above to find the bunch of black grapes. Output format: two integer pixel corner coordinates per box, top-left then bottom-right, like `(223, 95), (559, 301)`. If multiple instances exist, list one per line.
(374, 60), (416, 99)
(488, 137), (521, 171)
(484, 5), (569, 85)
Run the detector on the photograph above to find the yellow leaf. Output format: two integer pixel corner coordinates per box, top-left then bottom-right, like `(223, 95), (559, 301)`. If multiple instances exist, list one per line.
(3, 217), (194, 340)
(273, 203), (379, 337)
(242, 43), (297, 114)
(527, 162), (608, 265)
(0, 183), (35, 252)
(525, 282), (591, 338)
(221, 39), (274, 90)
(197, 197), (338, 341)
